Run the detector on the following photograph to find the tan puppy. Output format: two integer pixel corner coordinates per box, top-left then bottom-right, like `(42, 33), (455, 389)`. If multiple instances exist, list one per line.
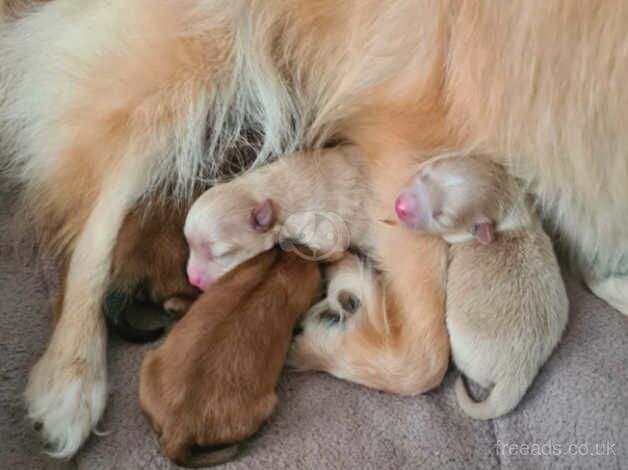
(184, 146), (373, 290)
(396, 155), (569, 419)
(139, 248), (321, 467)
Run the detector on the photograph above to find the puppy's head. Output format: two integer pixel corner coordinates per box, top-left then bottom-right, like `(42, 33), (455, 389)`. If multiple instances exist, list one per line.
(184, 185), (279, 290)
(395, 155), (511, 244)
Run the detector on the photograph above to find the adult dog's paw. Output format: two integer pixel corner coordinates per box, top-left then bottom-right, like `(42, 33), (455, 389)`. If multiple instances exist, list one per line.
(25, 348), (107, 458)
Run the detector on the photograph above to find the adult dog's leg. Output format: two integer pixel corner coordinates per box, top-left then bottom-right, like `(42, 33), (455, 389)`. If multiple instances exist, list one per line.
(25, 159), (149, 457)
(0, 1), (223, 457)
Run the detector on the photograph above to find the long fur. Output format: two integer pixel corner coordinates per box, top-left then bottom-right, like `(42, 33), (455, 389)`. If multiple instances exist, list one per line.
(1, 0), (627, 458)
(2, 1), (626, 270)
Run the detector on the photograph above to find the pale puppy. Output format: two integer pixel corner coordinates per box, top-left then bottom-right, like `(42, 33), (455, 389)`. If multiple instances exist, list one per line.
(396, 154), (569, 419)
(184, 145), (374, 289)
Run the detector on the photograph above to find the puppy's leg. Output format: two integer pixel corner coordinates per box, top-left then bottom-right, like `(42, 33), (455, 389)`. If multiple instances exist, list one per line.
(25, 159), (149, 457)
(289, 254), (381, 378)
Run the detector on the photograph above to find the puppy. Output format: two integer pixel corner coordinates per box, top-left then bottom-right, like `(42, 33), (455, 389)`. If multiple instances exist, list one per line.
(184, 146), (374, 290)
(139, 248), (321, 467)
(396, 154), (569, 419)
(103, 199), (201, 341)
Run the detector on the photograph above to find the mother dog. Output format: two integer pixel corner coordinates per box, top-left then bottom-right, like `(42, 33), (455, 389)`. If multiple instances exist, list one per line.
(1, 0), (627, 459)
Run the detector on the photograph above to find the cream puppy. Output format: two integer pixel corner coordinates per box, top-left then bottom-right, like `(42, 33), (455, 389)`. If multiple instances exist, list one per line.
(184, 146), (374, 289)
(396, 154), (569, 419)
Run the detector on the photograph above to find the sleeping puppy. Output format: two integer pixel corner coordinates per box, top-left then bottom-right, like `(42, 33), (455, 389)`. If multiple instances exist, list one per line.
(184, 146), (374, 290)
(395, 154), (569, 419)
(139, 248), (321, 467)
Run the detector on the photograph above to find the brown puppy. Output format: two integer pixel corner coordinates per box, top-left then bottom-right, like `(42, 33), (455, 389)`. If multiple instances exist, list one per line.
(139, 248), (321, 467)
(104, 200), (200, 341)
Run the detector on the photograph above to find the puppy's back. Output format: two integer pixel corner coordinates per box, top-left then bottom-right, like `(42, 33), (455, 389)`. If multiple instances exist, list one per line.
(449, 226), (567, 339)
(139, 248), (321, 467)
(447, 223), (568, 419)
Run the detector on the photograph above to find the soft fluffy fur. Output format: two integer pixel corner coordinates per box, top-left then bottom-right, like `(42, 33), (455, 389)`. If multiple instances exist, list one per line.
(289, 253), (423, 394)
(184, 145), (373, 288)
(139, 248), (321, 467)
(0, 0), (626, 458)
(185, 146), (450, 396)
(448, 229), (569, 420)
(397, 154), (569, 419)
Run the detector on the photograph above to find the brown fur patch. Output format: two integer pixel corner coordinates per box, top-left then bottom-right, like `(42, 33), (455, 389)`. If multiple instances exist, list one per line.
(139, 248), (321, 467)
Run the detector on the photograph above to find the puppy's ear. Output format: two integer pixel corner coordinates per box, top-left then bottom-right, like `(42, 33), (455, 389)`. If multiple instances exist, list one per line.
(470, 222), (494, 245)
(251, 199), (275, 232)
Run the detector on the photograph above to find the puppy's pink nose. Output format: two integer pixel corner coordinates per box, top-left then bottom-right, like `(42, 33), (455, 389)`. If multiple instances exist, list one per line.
(395, 191), (418, 224)
(187, 267), (208, 291)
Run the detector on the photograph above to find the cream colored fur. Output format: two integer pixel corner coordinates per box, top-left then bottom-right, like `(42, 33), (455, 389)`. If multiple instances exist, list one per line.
(0, 0), (626, 457)
(402, 155), (570, 419)
(184, 145), (374, 283)
(447, 216), (569, 419)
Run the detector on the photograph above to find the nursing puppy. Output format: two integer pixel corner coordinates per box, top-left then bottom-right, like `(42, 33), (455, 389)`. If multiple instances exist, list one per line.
(139, 248), (321, 467)
(396, 155), (569, 419)
(184, 146), (373, 290)
(104, 199), (201, 341)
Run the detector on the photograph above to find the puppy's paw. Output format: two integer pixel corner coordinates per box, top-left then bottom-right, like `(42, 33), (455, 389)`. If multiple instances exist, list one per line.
(163, 296), (195, 316)
(25, 345), (107, 458)
(288, 300), (345, 370)
(336, 290), (361, 316)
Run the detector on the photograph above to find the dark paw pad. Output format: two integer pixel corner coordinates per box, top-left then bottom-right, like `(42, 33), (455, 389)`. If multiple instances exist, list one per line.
(337, 290), (361, 314)
(102, 288), (164, 343)
(318, 309), (343, 325)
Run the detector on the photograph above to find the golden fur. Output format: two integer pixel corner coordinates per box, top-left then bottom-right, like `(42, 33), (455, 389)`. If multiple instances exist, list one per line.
(290, 252), (448, 395)
(1, 0), (627, 458)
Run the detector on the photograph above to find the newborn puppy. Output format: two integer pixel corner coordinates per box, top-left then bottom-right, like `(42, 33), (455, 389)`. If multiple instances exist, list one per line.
(139, 248), (321, 467)
(184, 146), (373, 290)
(396, 154), (569, 419)
(103, 199), (200, 342)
